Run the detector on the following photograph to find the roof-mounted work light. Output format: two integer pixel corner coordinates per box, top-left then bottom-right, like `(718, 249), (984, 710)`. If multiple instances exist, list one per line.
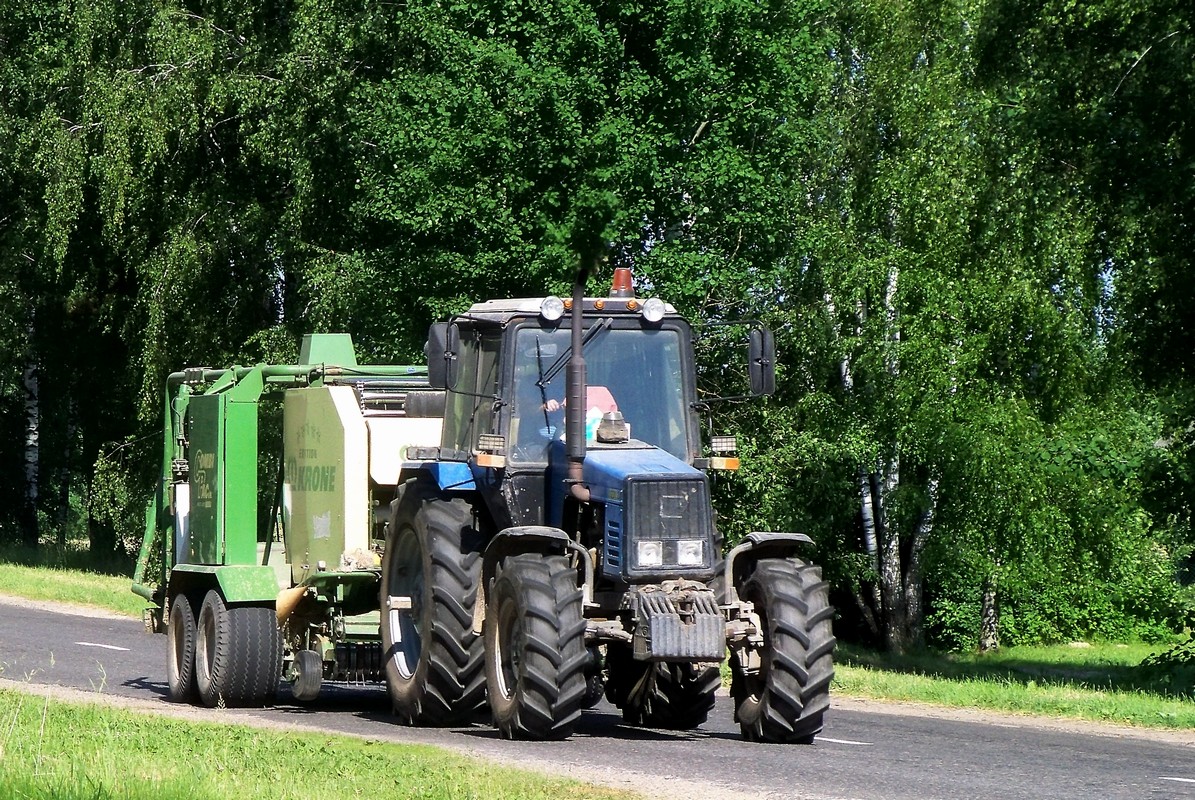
(640, 297), (666, 323)
(540, 296), (565, 322)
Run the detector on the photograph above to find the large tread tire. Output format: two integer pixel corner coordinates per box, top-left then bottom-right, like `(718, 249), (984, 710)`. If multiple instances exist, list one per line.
(167, 594), (198, 704)
(194, 590), (283, 708)
(732, 558), (835, 743)
(604, 645), (720, 729)
(484, 553), (587, 740)
(381, 481), (484, 726)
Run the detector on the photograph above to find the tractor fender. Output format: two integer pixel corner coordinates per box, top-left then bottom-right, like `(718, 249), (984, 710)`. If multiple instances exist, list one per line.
(472, 526), (594, 634)
(723, 532), (815, 605)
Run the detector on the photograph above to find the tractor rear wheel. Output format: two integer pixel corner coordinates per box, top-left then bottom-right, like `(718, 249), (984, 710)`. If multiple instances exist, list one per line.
(381, 481), (484, 725)
(194, 589), (283, 708)
(605, 645), (720, 729)
(167, 594), (198, 703)
(484, 553), (587, 740)
(731, 558), (835, 743)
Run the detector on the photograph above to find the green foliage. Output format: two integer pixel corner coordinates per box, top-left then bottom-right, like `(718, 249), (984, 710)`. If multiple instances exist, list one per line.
(1140, 633), (1195, 696)
(1, 0), (1192, 656)
(923, 395), (1192, 649)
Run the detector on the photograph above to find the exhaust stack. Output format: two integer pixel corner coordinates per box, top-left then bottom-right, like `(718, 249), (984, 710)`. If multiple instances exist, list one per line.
(566, 260), (592, 502)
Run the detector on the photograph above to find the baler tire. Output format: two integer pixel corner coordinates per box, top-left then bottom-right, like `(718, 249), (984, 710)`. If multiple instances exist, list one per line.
(195, 590), (283, 708)
(290, 649), (323, 703)
(604, 645), (720, 729)
(167, 594), (198, 704)
(381, 482), (484, 726)
(484, 553), (587, 740)
(732, 558), (835, 744)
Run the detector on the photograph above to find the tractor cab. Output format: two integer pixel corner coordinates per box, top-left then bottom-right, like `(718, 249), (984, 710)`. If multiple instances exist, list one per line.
(426, 271), (706, 534)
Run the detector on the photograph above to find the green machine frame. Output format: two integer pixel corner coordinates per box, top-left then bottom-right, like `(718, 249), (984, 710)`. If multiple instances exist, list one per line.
(132, 335), (426, 627)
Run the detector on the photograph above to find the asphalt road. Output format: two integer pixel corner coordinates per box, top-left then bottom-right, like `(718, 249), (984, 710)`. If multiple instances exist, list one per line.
(1, 597), (1193, 800)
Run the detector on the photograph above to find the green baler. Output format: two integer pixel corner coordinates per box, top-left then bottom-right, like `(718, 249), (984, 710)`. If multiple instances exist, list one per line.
(133, 334), (440, 706)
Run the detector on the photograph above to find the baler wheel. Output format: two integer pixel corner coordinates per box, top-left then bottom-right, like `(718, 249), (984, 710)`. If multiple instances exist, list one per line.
(381, 482), (484, 725)
(195, 589), (283, 708)
(167, 594), (198, 703)
(731, 558), (835, 743)
(484, 553), (587, 740)
(290, 649), (323, 702)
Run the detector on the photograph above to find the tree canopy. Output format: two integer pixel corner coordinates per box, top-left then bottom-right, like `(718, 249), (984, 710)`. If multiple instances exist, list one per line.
(1, 0), (1191, 651)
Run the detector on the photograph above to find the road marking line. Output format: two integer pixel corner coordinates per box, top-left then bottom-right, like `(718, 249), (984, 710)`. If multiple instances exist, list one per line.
(1160, 778), (1195, 784)
(818, 737), (873, 746)
(75, 642), (130, 651)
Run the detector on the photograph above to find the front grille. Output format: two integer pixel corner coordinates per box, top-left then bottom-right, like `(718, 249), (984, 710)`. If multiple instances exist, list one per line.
(604, 506), (623, 576)
(623, 476), (714, 578)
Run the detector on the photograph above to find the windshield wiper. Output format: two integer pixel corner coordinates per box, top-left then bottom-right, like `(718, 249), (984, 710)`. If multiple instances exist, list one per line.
(538, 317), (612, 387)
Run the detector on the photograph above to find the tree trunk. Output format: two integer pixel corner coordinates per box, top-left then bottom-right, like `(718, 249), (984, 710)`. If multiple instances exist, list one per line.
(22, 349), (39, 548)
(904, 476), (939, 649)
(875, 457), (910, 653)
(980, 574), (1000, 651)
(830, 290), (881, 639)
(858, 471), (883, 628)
(877, 264), (911, 652)
(56, 405), (76, 547)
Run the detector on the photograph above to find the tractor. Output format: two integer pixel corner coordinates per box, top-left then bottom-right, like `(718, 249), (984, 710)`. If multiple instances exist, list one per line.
(389, 267), (835, 741)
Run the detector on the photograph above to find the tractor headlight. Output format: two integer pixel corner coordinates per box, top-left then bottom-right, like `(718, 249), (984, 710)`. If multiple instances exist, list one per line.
(640, 297), (666, 323)
(540, 296), (565, 322)
(636, 541), (664, 568)
(676, 539), (704, 567)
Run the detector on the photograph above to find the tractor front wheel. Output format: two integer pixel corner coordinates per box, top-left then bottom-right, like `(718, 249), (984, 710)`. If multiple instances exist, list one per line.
(381, 481), (484, 725)
(731, 558), (835, 743)
(484, 553), (587, 740)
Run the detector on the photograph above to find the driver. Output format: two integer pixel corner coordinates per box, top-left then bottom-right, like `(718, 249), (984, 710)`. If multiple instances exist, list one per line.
(513, 337), (620, 452)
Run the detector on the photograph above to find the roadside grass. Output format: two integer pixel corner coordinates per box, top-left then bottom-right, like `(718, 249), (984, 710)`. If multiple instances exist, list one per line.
(833, 641), (1195, 730)
(0, 544), (145, 618)
(0, 686), (636, 800)
(2, 550), (1191, 733)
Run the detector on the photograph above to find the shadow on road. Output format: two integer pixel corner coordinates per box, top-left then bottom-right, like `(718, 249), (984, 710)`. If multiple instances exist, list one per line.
(263, 684), (743, 743)
(121, 675), (169, 699)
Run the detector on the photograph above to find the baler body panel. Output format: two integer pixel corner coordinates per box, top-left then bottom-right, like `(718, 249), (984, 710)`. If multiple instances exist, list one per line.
(282, 386), (370, 584)
(185, 392), (258, 566)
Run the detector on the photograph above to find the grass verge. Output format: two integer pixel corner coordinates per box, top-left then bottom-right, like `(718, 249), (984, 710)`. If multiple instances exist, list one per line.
(833, 641), (1195, 730)
(0, 559), (145, 618)
(0, 686), (635, 800)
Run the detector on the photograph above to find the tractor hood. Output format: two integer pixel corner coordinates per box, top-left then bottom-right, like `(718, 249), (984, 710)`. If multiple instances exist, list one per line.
(546, 437), (716, 582)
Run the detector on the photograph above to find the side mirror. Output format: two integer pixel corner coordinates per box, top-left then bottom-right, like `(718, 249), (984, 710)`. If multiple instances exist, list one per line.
(748, 328), (776, 396)
(425, 323), (459, 390)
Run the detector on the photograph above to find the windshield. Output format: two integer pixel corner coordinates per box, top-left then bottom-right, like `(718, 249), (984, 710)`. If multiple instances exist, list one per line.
(509, 324), (691, 464)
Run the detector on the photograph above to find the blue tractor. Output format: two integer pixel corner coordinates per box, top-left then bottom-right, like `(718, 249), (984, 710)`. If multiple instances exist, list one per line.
(382, 268), (835, 742)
